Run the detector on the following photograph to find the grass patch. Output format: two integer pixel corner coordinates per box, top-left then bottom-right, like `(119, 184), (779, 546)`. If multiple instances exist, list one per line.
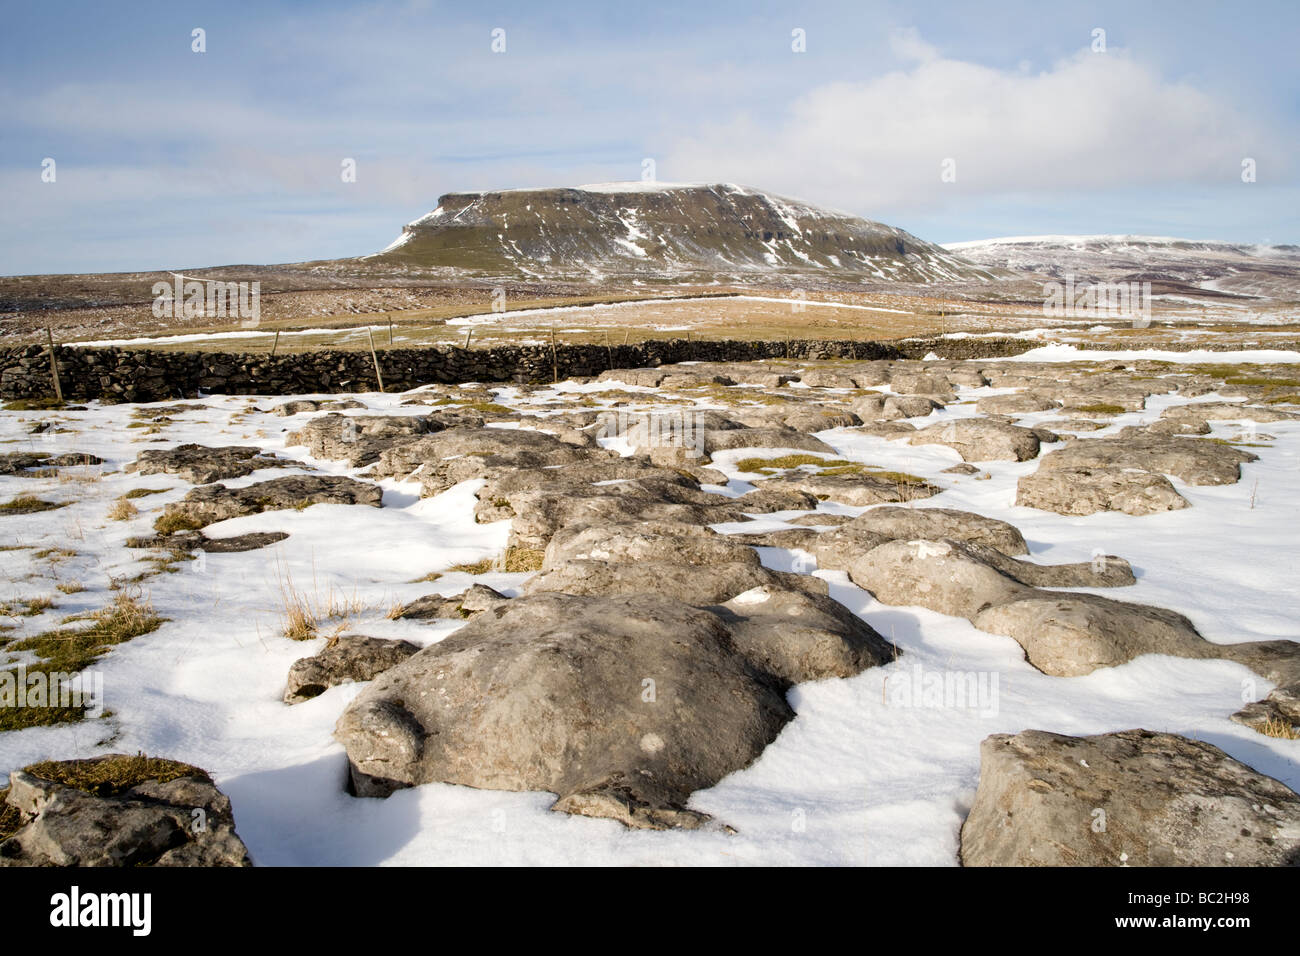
(1224, 376), (1300, 388)
(1204, 437), (1272, 449)
(0, 495), (67, 515)
(867, 469), (930, 486)
(55, 581), (85, 595)
(464, 402), (515, 415)
(10, 591), (165, 673)
(276, 568), (366, 641)
(1258, 716), (1299, 740)
(107, 498), (139, 521)
(1, 597), (54, 618)
(122, 487), (168, 499)
(0, 670), (92, 732)
(409, 570), (443, 584)
(22, 753), (207, 796)
(33, 548), (76, 561)
(0, 790), (21, 841)
(3, 398), (64, 411)
(153, 511), (205, 535)
(734, 454), (863, 474)
(1074, 403), (1126, 415)
(501, 547), (544, 572)
(449, 558), (495, 575)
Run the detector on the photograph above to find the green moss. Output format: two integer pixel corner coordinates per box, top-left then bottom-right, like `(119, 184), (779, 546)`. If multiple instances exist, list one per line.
(22, 753), (207, 796)
(1074, 403), (1126, 415)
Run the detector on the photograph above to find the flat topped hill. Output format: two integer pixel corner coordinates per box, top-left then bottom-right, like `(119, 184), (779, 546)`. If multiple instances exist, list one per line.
(371, 182), (996, 284)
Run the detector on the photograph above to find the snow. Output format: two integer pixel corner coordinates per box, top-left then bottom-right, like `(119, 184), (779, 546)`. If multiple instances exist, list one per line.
(985, 343), (1300, 364)
(944, 234), (1278, 251)
(1, 368), (1297, 866)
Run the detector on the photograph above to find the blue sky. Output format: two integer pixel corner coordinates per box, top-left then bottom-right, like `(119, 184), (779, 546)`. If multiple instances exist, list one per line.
(1, 0), (1297, 275)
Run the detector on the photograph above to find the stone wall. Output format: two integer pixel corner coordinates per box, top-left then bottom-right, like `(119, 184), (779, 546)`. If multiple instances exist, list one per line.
(0, 337), (1036, 403)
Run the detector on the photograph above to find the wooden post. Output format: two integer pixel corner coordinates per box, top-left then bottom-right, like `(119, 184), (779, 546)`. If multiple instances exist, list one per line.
(388, 318), (394, 346)
(366, 328), (385, 392)
(622, 329), (630, 345)
(270, 330), (280, 358)
(45, 328), (63, 404)
(463, 328), (473, 349)
(549, 326), (558, 384)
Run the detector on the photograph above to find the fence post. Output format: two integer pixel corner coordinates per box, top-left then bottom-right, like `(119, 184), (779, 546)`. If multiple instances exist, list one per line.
(46, 327), (63, 404)
(366, 328), (385, 392)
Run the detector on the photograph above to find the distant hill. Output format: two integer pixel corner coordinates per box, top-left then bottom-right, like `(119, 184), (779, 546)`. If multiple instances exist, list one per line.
(369, 182), (997, 284)
(945, 235), (1300, 301)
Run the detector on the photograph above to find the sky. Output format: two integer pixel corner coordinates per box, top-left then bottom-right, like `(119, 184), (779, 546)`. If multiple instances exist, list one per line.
(1, 0), (1297, 276)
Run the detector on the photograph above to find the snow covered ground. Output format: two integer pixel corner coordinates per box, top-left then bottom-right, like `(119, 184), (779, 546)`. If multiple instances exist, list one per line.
(1, 361), (1297, 866)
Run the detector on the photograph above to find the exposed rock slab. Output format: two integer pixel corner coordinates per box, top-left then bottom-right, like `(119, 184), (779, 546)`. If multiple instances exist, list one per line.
(128, 443), (298, 484)
(961, 729), (1300, 866)
(334, 593), (801, 829)
(1037, 435), (1257, 486)
(910, 418), (1043, 462)
(1016, 466), (1190, 516)
(161, 475), (382, 528)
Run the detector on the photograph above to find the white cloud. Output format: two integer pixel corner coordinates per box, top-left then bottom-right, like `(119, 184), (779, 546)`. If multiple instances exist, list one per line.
(666, 35), (1287, 215)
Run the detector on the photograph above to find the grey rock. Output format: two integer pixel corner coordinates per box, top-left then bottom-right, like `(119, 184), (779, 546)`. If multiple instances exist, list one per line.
(910, 418), (1041, 462)
(756, 471), (938, 506)
(975, 392), (1061, 416)
(284, 635), (422, 704)
(1037, 435), (1257, 486)
(161, 474), (382, 528)
(128, 443), (297, 484)
(839, 505), (1029, 556)
(395, 583), (510, 621)
(334, 592), (800, 828)
(0, 758), (251, 867)
(961, 729), (1300, 866)
(1016, 466), (1190, 516)
(701, 426), (836, 456)
(1231, 682), (1300, 736)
